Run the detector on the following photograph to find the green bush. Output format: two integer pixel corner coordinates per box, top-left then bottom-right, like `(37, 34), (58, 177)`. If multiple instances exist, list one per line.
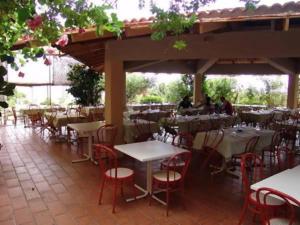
(140, 95), (162, 104)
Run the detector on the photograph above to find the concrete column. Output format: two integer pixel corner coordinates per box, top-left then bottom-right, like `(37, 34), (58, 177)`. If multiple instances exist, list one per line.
(287, 74), (299, 109)
(104, 48), (126, 144)
(193, 73), (204, 105)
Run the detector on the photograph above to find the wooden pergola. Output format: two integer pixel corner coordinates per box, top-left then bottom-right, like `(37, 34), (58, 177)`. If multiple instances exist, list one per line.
(57, 1), (300, 143)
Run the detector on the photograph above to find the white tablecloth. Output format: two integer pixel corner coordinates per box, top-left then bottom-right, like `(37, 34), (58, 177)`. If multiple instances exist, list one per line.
(193, 127), (274, 161)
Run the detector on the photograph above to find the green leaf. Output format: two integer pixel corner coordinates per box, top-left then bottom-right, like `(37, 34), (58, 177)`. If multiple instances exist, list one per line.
(17, 8), (31, 25)
(173, 40), (187, 50)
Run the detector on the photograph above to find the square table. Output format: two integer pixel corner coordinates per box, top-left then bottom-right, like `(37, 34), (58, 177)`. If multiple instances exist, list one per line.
(114, 140), (188, 202)
(251, 165), (300, 206)
(68, 121), (105, 163)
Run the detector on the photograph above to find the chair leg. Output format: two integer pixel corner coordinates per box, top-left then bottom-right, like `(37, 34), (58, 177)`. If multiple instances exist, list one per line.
(238, 200), (249, 225)
(98, 176), (106, 205)
(112, 180), (117, 213)
(166, 189), (170, 216)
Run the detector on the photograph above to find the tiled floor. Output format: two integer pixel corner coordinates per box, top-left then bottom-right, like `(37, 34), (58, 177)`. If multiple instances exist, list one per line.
(0, 125), (298, 225)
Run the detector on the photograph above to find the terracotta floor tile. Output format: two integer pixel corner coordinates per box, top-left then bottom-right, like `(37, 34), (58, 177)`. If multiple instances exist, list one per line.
(0, 194), (11, 207)
(0, 220), (15, 225)
(51, 184), (67, 194)
(31, 175), (45, 183)
(7, 187), (23, 198)
(6, 178), (20, 188)
(11, 196), (28, 210)
(40, 191), (58, 203)
(14, 208), (33, 225)
(0, 206), (13, 222)
(28, 199), (47, 213)
(34, 210), (55, 225)
(20, 180), (35, 191)
(46, 201), (67, 216)
(35, 182), (51, 193)
(17, 173), (31, 182)
(45, 176), (60, 185)
(55, 214), (77, 225)
(24, 189), (41, 201)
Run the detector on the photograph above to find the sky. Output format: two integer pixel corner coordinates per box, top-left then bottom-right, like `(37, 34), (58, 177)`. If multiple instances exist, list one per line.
(10, 0), (292, 103)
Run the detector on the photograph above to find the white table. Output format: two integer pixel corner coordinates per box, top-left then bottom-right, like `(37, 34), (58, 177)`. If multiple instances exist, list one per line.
(114, 140), (188, 203)
(68, 121), (105, 163)
(251, 165), (300, 206)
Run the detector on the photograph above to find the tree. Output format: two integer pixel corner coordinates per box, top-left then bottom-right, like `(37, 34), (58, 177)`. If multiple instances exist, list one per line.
(126, 74), (154, 103)
(203, 78), (237, 103)
(7, 89), (28, 107)
(163, 79), (192, 103)
(261, 77), (285, 107)
(67, 64), (104, 106)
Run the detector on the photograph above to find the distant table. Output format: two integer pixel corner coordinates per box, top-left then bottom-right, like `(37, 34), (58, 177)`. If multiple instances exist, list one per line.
(114, 140), (188, 202)
(45, 112), (87, 130)
(68, 121), (105, 163)
(193, 127), (274, 161)
(251, 165), (300, 206)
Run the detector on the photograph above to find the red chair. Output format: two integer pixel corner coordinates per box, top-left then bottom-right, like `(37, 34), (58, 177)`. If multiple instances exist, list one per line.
(256, 187), (300, 225)
(238, 153), (285, 225)
(151, 151), (192, 216)
(200, 129), (224, 170)
(231, 135), (259, 166)
(262, 131), (282, 167)
(96, 144), (136, 213)
(160, 132), (193, 169)
(93, 124), (118, 159)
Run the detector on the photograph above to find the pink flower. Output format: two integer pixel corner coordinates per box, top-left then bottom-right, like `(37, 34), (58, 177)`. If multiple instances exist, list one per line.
(44, 58), (51, 66)
(27, 15), (43, 31)
(55, 34), (69, 47)
(18, 72), (25, 78)
(78, 28), (85, 34)
(46, 47), (56, 55)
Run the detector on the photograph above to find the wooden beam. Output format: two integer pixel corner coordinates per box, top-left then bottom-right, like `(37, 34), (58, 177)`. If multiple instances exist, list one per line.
(264, 58), (296, 74)
(196, 59), (218, 74)
(70, 30), (115, 43)
(284, 18), (290, 31)
(287, 74), (299, 108)
(106, 30), (300, 61)
(125, 60), (167, 72)
(199, 22), (227, 34)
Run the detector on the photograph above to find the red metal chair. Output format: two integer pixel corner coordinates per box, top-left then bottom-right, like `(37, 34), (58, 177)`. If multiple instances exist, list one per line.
(231, 135), (260, 166)
(151, 151), (192, 216)
(238, 153), (285, 225)
(93, 124), (118, 159)
(256, 187), (300, 225)
(160, 132), (193, 169)
(200, 129), (224, 170)
(96, 144), (136, 213)
(262, 131), (282, 167)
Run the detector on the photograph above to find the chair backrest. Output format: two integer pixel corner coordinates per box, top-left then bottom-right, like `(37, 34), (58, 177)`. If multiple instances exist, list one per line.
(133, 119), (153, 142)
(203, 129), (224, 150)
(165, 151), (192, 183)
(276, 146), (295, 172)
(97, 124), (118, 147)
(240, 153), (264, 196)
(94, 144), (118, 179)
(270, 130), (282, 151)
(244, 136), (259, 153)
(172, 132), (193, 150)
(256, 187), (300, 225)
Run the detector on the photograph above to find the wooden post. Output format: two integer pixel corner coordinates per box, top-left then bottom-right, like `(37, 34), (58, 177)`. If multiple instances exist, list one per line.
(104, 47), (126, 144)
(287, 74), (299, 109)
(193, 73), (204, 105)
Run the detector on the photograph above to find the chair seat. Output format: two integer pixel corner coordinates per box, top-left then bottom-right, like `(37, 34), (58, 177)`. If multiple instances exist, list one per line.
(105, 167), (134, 179)
(161, 158), (185, 168)
(153, 170), (181, 182)
(268, 218), (300, 225)
(249, 192), (285, 206)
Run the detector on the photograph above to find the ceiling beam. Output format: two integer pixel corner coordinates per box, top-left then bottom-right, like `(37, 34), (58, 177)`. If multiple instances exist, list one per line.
(263, 58), (296, 74)
(199, 22), (227, 34)
(125, 60), (167, 72)
(106, 30), (300, 61)
(196, 58), (218, 74)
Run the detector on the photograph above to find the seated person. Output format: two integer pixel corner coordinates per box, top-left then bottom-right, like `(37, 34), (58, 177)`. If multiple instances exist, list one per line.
(178, 96), (192, 110)
(203, 96), (215, 114)
(220, 96), (233, 115)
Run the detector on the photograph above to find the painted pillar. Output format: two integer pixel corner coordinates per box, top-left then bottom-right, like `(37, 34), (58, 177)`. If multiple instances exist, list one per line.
(104, 46), (126, 144)
(193, 73), (204, 105)
(287, 74), (299, 109)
